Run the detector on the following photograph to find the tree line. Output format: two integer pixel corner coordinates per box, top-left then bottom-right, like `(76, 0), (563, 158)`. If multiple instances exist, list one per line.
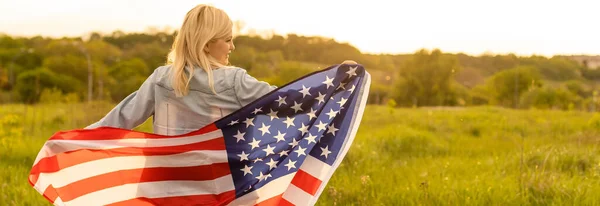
(1, 31), (599, 111)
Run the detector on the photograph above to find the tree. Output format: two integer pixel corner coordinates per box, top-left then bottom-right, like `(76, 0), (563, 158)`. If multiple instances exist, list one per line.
(15, 68), (83, 103)
(107, 58), (150, 101)
(394, 49), (461, 106)
(486, 66), (542, 108)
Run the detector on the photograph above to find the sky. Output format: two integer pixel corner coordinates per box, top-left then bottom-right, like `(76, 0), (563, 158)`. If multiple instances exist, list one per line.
(1, 0), (599, 56)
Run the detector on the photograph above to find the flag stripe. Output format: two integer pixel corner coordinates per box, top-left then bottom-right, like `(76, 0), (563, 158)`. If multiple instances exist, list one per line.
(54, 163), (231, 202)
(254, 194), (295, 206)
(228, 173), (296, 205)
(34, 150), (228, 192)
(282, 184), (313, 206)
(42, 184), (59, 204)
(64, 176), (235, 205)
(50, 124), (218, 140)
(31, 137), (225, 177)
(107, 191), (237, 206)
(279, 199), (295, 206)
(33, 129), (224, 165)
(298, 156), (332, 181)
(291, 170), (322, 196)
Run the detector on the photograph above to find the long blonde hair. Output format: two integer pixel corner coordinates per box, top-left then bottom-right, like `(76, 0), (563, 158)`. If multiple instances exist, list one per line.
(167, 4), (233, 96)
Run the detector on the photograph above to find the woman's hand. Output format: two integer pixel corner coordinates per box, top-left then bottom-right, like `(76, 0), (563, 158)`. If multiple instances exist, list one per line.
(341, 60), (358, 65)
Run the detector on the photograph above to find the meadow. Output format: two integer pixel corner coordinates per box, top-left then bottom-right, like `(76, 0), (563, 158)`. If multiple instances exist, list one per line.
(2, 103), (600, 205)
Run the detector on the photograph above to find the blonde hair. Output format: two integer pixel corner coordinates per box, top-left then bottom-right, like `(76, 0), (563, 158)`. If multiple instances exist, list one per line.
(167, 4), (233, 96)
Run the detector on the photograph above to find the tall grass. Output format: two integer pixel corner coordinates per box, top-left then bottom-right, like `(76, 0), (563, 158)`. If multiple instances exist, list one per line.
(1, 103), (600, 205)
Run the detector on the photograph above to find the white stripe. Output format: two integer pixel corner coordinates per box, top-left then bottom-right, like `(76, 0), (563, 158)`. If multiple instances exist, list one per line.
(282, 184), (313, 206)
(299, 156), (332, 181)
(227, 173), (296, 206)
(64, 175), (235, 205)
(53, 197), (64, 206)
(34, 150), (227, 193)
(33, 130), (223, 165)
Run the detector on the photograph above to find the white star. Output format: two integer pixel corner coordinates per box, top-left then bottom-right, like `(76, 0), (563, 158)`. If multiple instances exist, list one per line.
(347, 66), (358, 77)
(305, 133), (317, 144)
(252, 107), (263, 115)
(228, 120), (239, 126)
(316, 121), (327, 132)
(266, 158), (278, 170)
(291, 101), (304, 113)
(298, 123), (309, 135)
(233, 131), (245, 142)
(256, 172), (272, 181)
(337, 97), (348, 107)
(299, 85), (311, 98)
(248, 138), (261, 150)
(274, 131), (286, 142)
(326, 109), (338, 120)
(279, 150), (289, 157)
(337, 82), (347, 90)
(265, 173), (272, 181)
(256, 172), (269, 182)
(306, 108), (317, 120)
(253, 157), (263, 163)
(263, 144), (275, 156)
(243, 117), (255, 128)
(315, 92), (326, 104)
(283, 116), (295, 128)
(327, 124), (339, 136)
(294, 146), (307, 157)
(322, 75), (334, 89)
(320, 146), (332, 158)
(348, 84), (356, 93)
(237, 151), (249, 161)
(276, 96), (287, 106)
(267, 109), (278, 120)
(284, 159), (297, 171)
(288, 138), (299, 148)
(258, 123), (271, 136)
(240, 165), (253, 176)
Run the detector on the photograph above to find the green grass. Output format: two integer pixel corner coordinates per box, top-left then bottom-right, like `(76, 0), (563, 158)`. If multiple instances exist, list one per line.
(2, 103), (600, 205)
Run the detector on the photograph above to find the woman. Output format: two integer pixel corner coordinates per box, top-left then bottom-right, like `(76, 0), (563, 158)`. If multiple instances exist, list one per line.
(85, 4), (356, 135)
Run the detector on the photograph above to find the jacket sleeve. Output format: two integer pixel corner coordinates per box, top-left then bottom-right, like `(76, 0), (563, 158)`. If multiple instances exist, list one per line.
(85, 69), (158, 130)
(234, 68), (277, 106)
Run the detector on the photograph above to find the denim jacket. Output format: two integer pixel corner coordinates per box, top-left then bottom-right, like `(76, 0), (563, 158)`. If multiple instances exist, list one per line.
(85, 65), (276, 135)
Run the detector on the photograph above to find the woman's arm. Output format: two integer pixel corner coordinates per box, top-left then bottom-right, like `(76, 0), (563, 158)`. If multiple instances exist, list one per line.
(85, 69), (158, 130)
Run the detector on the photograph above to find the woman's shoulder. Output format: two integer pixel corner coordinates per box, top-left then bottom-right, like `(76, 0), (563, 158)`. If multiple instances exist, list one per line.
(152, 65), (173, 86)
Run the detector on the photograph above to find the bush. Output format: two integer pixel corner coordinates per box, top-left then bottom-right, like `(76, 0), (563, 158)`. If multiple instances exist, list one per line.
(520, 87), (580, 110)
(39, 87), (80, 104)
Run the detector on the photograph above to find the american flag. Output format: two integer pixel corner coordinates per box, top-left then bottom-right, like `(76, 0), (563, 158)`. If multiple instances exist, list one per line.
(29, 64), (371, 206)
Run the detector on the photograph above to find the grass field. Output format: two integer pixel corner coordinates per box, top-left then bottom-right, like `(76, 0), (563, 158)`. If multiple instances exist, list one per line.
(2, 103), (600, 205)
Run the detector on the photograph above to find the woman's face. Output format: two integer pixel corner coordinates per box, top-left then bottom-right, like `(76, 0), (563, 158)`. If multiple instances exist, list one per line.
(206, 36), (235, 65)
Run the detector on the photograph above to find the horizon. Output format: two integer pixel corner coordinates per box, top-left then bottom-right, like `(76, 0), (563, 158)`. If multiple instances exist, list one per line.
(2, 0), (599, 57)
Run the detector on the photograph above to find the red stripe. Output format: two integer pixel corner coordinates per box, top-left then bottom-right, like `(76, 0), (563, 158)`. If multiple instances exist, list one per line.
(54, 163), (231, 202)
(107, 190), (236, 206)
(51, 124), (218, 140)
(254, 194), (294, 206)
(42, 184), (59, 203)
(29, 137), (225, 184)
(290, 169), (322, 196)
(279, 199), (295, 206)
